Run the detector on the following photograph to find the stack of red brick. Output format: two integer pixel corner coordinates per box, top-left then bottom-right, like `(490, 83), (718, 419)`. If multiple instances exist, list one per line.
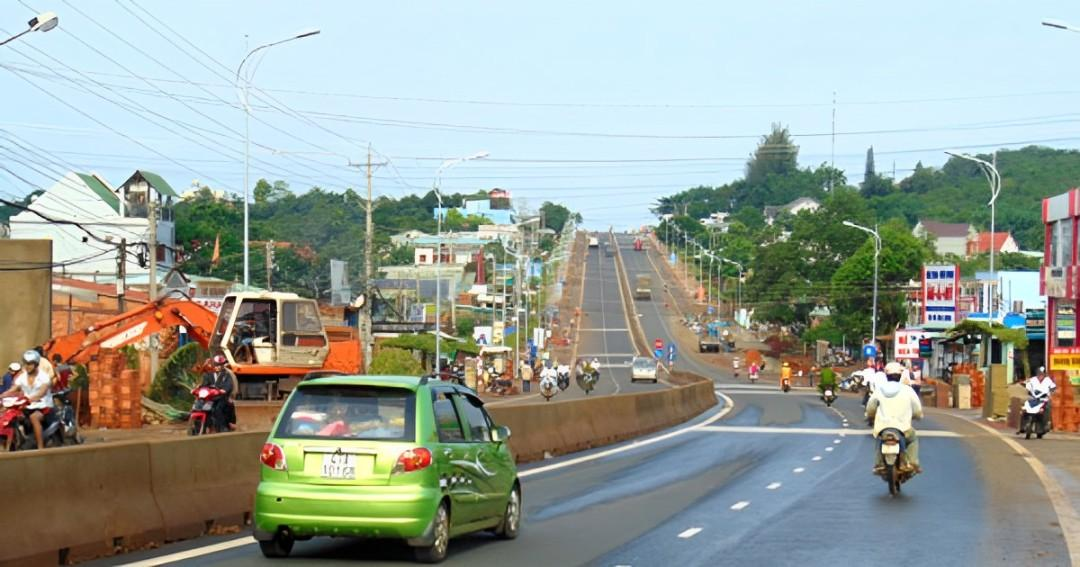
(87, 349), (142, 429)
(1051, 372), (1079, 433)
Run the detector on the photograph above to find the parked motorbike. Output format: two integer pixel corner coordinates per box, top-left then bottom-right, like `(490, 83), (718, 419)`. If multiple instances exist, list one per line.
(821, 388), (837, 407)
(189, 385), (228, 436)
(1020, 391), (1050, 440)
(876, 427), (915, 496)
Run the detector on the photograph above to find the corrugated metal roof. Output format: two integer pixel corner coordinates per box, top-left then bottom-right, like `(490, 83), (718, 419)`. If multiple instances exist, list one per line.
(76, 173), (119, 212)
(135, 170), (179, 198)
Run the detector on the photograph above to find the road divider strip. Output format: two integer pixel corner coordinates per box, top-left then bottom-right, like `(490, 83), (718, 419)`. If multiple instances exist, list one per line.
(696, 425), (963, 437)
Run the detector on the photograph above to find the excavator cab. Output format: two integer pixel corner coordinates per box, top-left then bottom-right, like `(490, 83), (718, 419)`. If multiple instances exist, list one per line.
(209, 292), (330, 372)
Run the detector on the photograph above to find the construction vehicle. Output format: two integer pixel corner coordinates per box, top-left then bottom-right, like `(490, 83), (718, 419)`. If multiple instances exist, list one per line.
(43, 291), (364, 400)
(588, 236), (599, 248)
(634, 274), (652, 300)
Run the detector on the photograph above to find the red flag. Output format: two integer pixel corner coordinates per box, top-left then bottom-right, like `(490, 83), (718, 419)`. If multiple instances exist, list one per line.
(210, 233), (221, 267)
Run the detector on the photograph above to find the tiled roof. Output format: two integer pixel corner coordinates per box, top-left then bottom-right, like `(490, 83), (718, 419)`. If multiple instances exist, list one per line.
(919, 219), (970, 238)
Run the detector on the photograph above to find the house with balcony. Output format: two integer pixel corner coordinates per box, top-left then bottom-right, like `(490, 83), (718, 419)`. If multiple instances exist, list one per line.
(9, 170), (178, 282)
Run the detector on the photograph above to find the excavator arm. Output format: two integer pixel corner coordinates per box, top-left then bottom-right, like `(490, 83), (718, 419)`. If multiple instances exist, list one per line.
(44, 298), (218, 365)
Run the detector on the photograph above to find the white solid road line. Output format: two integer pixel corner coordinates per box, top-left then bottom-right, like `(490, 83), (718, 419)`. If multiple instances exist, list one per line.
(966, 419), (1080, 565)
(578, 328), (630, 332)
(678, 527), (704, 539)
(520, 392), (735, 478)
(766, 482), (782, 490)
(117, 536), (256, 567)
(730, 501), (751, 511)
(696, 425), (962, 438)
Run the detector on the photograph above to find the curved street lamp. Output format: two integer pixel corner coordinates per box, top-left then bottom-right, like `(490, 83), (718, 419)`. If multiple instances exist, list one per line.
(433, 151), (489, 375)
(842, 220), (881, 345)
(236, 28), (321, 289)
(945, 150), (1002, 315)
(2, 12), (59, 46)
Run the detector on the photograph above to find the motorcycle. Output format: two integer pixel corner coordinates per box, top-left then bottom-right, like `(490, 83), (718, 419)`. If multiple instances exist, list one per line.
(781, 378), (791, 393)
(539, 377), (559, 401)
(749, 369), (759, 383)
(556, 368), (571, 391)
(188, 385), (228, 436)
(576, 367), (599, 395)
(821, 387), (837, 407)
(1020, 391), (1050, 440)
(0, 394), (78, 451)
(876, 427), (914, 496)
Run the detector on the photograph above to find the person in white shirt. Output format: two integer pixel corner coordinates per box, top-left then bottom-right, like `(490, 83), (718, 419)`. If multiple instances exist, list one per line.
(866, 361), (924, 474)
(910, 362), (923, 396)
(0, 350), (53, 449)
(1020, 367), (1057, 433)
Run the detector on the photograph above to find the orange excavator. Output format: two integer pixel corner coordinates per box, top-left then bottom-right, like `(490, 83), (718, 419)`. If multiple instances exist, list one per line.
(43, 291), (364, 399)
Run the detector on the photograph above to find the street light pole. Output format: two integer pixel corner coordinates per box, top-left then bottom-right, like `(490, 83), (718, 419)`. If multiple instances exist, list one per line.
(433, 151), (489, 376)
(721, 257), (744, 322)
(843, 221), (881, 346)
(0, 12), (58, 46)
(236, 28), (320, 289)
(946, 151), (1002, 314)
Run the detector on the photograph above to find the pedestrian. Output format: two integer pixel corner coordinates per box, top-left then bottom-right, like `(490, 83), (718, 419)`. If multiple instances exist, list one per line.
(910, 361), (923, 397)
(520, 359), (532, 393)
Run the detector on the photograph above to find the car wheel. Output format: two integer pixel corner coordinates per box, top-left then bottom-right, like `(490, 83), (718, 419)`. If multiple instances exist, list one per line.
(414, 502), (450, 563)
(495, 484), (522, 540)
(258, 533), (294, 559)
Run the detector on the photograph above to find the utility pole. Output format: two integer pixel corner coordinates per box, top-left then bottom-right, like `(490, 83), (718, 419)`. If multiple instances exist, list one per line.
(117, 238), (127, 312)
(830, 90), (836, 191)
(266, 240), (274, 291)
(364, 146), (374, 372)
(148, 202), (159, 385)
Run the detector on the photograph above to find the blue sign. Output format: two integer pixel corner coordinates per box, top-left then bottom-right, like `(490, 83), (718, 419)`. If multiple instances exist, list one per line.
(862, 344), (877, 359)
(668, 349), (677, 364)
(707, 306), (715, 315)
(654, 348), (664, 360)
(669, 252), (677, 266)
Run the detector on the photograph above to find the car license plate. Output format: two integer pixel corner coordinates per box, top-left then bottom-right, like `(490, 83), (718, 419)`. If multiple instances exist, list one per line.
(881, 444), (900, 455)
(321, 453), (356, 479)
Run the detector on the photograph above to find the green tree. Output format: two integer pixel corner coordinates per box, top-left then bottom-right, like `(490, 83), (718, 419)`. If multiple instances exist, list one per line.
(746, 123), (799, 186)
(369, 347), (424, 375)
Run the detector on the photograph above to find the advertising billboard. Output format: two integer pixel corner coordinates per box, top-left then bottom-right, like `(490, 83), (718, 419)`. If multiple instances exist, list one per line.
(922, 264), (959, 326)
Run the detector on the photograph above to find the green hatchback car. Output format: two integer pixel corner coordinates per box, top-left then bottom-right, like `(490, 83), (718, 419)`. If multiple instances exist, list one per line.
(254, 375), (521, 563)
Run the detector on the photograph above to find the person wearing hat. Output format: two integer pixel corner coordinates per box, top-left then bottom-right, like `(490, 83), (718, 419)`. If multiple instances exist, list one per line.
(1, 362), (19, 394)
(866, 361), (923, 474)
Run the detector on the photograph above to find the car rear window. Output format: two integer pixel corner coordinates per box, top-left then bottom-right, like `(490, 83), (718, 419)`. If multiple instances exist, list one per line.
(275, 384), (415, 441)
(633, 358), (655, 370)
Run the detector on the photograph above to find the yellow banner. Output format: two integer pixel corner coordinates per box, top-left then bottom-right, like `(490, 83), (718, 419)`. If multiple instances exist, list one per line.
(1049, 353), (1080, 371)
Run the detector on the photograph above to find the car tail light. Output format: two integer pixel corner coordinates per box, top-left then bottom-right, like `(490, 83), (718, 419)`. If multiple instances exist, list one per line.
(393, 448), (432, 474)
(260, 443), (287, 471)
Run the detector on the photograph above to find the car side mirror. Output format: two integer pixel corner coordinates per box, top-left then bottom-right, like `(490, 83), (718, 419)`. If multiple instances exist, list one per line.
(491, 425), (511, 443)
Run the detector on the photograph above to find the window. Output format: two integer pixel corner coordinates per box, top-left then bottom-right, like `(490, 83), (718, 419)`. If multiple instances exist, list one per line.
(1063, 220), (1074, 267)
(283, 301), (323, 333)
(275, 385), (415, 441)
(455, 394), (492, 442)
(208, 296), (236, 351)
(432, 391), (466, 442)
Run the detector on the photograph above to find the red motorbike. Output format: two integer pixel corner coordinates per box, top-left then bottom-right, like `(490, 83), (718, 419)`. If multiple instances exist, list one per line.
(0, 396), (28, 450)
(188, 386), (228, 436)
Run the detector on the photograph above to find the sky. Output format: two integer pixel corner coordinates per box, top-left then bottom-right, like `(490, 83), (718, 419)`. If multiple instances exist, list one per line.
(4, 1), (1080, 230)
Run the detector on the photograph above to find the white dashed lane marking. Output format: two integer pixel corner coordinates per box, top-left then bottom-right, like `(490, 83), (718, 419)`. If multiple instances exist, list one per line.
(767, 482), (782, 490)
(825, 447), (834, 452)
(793, 467), (805, 473)
(812, 456), (823, 461)
(730, 501), (751, 511)
(678, 528), (703, 539)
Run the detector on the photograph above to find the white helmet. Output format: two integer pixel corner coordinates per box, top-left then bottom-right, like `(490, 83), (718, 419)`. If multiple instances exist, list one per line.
(884, 361), (905, 376)
(21, 350), (40, 365)
(7, 362), (20, 373)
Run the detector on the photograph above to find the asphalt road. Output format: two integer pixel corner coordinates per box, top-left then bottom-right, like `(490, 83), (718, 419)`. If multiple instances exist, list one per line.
(100, 233), (1073, 567)
(489, 232), (665, 406)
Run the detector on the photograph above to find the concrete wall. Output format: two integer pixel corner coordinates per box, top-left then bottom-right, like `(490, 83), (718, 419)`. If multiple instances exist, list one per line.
(0, 240), (51, 369)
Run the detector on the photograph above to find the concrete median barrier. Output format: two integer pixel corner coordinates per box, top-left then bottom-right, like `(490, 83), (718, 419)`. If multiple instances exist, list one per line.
(490, 372), (717, 462)
(148, 432), (265, 540)
(0, 441), (164, 566)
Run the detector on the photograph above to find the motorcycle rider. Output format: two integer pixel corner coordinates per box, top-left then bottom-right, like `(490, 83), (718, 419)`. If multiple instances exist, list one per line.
(780, 361), (792, 390)
(538, 364), (558, 395)
(201, 355), (237, 431)
(0, 350), (53, 449)
(1019, 367), (1056, 434)
(866, 361), (923, 474)
(818, 365), (837, 397)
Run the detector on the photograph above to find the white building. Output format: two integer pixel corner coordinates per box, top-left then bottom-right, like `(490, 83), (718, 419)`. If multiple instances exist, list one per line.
(9, 170), (178, 282)
(764, 197), (821, 225)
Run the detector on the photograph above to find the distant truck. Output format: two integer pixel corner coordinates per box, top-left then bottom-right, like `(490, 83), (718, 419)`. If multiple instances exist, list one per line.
(588, 236), (599, 248)
(635, 274), (652, 299)
(699, 321), (736, 353)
